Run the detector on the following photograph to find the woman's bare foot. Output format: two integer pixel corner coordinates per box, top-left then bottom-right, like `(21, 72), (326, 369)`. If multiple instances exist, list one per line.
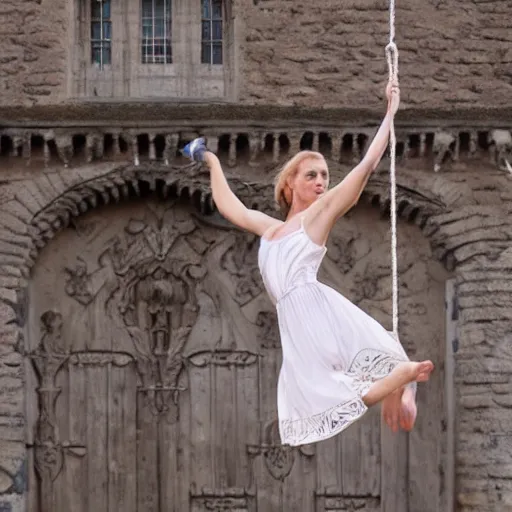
(363, 360), (433, 407)
(381, 389), (402, 433)
(399, 385), (417, 431)
(392, 360), (434, 384)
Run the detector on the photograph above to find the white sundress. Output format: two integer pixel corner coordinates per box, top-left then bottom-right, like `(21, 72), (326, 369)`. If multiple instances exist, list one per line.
(258, 218), (410, 446)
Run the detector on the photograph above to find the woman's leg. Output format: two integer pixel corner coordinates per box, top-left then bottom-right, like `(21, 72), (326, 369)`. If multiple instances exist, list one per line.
(362, 360), (433, 407)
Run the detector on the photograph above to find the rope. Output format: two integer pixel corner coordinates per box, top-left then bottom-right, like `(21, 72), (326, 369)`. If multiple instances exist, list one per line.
(385, 0), (399, 339)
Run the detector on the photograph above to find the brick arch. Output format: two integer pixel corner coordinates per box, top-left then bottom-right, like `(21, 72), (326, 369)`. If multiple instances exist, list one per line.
(362, 176), (512, 271)
(23, 163), (451, 265)
(0, 164), (511, 509)
(0, 162), (506, 323)
(28, 163), (212, 259)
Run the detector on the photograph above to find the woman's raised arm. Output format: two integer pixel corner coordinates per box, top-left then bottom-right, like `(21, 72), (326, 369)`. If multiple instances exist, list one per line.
(205, 152), (279, 235)
(320, 81), (400, 221)
(182, 138), (280, 236)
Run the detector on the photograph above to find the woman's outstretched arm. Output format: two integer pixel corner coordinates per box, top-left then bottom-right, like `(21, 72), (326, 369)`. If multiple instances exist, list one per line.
(319, 81), (400, 220)
(204, 151), (280, 236)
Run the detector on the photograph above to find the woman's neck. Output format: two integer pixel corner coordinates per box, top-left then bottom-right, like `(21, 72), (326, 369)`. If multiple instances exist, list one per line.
(286, 201), (312, 221)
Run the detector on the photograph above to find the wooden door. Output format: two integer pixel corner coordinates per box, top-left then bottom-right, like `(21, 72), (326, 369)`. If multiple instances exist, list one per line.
(25, 200), (452, 512)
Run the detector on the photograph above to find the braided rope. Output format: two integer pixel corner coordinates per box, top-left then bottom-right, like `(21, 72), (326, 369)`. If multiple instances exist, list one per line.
(385, 0), (399, 339)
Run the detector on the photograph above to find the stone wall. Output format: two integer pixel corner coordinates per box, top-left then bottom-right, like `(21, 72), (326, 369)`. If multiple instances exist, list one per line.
(241, 0), (512, 109)
(1, 0), (511, 109)
(426, 207), (512, 511)
(0, 0), (68, 106)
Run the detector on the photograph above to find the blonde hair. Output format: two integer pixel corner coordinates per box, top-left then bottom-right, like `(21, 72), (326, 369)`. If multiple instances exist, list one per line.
(274, 150), (325, 214)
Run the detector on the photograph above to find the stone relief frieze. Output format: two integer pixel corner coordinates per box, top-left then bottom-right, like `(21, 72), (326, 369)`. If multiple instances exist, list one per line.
(61, 202), (276, 421)
(63, 203), (209, 420)
(28, 311), (86, 511)
(220, 231), (263, 306)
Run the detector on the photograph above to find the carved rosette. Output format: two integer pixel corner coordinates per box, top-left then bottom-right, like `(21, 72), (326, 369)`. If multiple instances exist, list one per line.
(247, 420), (315, 481)
(64, 257), (94, 305)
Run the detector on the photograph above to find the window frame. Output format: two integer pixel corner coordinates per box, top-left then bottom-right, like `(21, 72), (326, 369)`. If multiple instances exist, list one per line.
(74, 0), (236, 99)
(201, 0), (223, 66)
(90, 0), (113, 69)
(141, 0), (173, 65)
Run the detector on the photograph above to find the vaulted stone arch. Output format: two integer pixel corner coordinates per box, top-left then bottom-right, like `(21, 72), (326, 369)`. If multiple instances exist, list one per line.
(0, 162), (511, 511)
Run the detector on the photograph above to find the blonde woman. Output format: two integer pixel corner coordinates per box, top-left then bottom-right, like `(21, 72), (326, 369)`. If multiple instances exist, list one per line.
(182, 81), (433, 446)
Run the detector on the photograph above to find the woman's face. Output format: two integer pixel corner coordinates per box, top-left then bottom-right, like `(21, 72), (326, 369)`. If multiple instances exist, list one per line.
(289, 157), (329, 207)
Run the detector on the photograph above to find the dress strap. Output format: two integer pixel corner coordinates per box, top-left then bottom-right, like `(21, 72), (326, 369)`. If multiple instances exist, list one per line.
(261, 224), (275, 241)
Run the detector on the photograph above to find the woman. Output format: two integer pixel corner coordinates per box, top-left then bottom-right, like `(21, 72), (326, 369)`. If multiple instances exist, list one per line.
(182, 80), (433, 446)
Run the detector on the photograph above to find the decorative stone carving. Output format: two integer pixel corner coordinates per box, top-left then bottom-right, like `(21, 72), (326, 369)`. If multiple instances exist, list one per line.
(68, 352), (133, 367)
(488, 129), (512, 172)
(164, 133), (179, 165)
(220, 231), (263, 306)
(54, 133), (73, 167)
(0, 123), (509, 174)
(248, 133), (261, 167)
(255, 310), (280, 349)
(314, 492), (380, 512)
(188, 349), (258, 367)
(433, 130), (457, 172)
(65, 203), (209, 420)
(189, 486), (254, 512)
(247, 420), (314, 481)
(64, 257), (94, 305)
(29, 311), (86, 512)
(327, 235), (357, 275)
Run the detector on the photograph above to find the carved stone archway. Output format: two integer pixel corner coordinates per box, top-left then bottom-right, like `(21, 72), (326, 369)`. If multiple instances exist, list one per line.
(0, 162), (511, 512)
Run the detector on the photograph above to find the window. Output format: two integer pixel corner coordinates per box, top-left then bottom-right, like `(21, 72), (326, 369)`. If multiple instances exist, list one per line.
(76, 0), (235, 98)
(201, 0), (223, 65)
(91, 0), (112, 68)
(141, 0), (172, 64)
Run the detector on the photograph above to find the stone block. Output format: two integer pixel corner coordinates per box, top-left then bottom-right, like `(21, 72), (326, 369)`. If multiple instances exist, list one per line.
(460, 395), (494, 409)
(457, 491), (489, 507)
(489, 435), (512, 465)
(488, 465), (512, 479)
(0, 303), (16, 325)
(0, 469), (12, 494)
(493, 395), (512, 408)
(0, 289), (16, 305)
(0, 416), (24, 442)
(463, 372), (509, 385)
(0, 214), (28, 237)
(2, 202), (31, 226)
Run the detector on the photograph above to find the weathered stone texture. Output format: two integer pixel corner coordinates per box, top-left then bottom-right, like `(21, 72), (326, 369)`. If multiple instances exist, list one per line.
(455, 254), (512, 510)
(0, 0), (67, 106)
(0, 0), (511, 110)
(241, 0), (512, 109)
